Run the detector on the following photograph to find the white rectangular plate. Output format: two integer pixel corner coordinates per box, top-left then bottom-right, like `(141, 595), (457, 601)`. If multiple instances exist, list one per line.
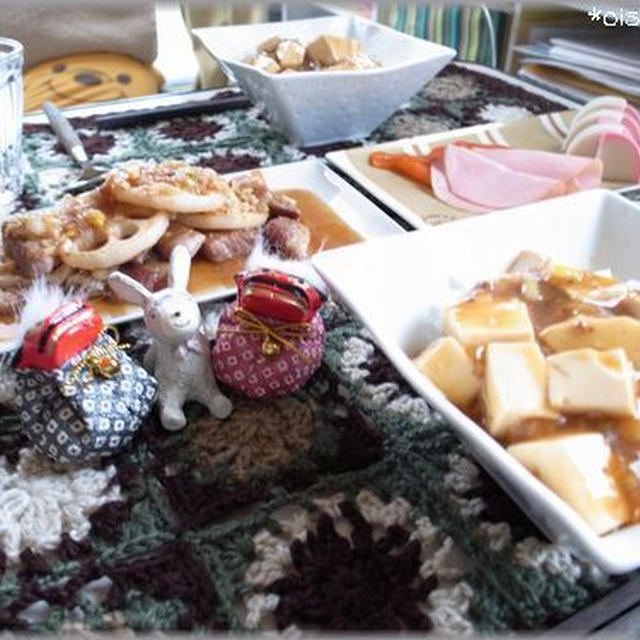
(313, 188), (640, 574)
(327, 102), (637, 229)
(0, 158), (402, 354)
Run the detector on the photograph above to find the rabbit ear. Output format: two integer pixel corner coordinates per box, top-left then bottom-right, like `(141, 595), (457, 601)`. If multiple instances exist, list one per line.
(168, 245), (191, 291)
(108, 271), (153, 307)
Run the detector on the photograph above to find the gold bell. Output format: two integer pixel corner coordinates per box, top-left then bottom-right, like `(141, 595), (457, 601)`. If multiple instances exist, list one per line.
(261, 337), (281, 357)
(93, 353), (120, 378)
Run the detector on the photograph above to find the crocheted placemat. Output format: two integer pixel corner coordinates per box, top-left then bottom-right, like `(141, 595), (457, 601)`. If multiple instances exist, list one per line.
(0, 63), (626, 633)
(17, 63), (568, 210)
(0, 301), (621, 632)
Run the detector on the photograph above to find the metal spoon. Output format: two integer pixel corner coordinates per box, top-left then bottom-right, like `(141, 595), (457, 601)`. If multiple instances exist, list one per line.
(42, 101), (108, 191)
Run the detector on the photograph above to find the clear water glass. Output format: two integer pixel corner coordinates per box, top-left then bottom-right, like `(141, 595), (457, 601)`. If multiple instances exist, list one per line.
(0, 37), (23, 215)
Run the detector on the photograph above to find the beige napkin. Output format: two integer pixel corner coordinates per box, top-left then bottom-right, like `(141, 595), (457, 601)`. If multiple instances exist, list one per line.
(1, 0), (157, 69)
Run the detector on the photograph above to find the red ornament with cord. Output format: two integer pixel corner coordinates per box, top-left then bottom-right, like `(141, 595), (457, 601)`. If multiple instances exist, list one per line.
(212, 267), (326, 398)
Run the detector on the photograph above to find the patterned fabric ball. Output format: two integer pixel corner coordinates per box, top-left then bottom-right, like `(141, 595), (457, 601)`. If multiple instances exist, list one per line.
(212, 304), (324, 398)
(13, 334), (157, 464)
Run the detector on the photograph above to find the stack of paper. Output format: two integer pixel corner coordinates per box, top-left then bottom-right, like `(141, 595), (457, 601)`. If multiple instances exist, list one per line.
(516, 32), (640, 105)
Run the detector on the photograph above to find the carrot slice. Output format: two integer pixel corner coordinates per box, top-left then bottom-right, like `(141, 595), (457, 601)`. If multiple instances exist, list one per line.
(369, 152), (432, 185)
(368, 142), (508, 187)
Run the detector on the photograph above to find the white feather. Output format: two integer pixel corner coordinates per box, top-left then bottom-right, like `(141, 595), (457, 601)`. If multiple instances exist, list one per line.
(15, 279), (80, 345)
(0, 355), (16, 407)
(201, 309), (221, 340)
(244, 239), (329, 295)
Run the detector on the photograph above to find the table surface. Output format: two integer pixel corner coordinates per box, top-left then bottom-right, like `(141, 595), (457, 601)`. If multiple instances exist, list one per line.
(4, 62), (640, 635)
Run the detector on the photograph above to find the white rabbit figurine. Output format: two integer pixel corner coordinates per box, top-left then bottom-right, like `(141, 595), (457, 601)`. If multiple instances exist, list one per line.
(108, 246), (233, 431)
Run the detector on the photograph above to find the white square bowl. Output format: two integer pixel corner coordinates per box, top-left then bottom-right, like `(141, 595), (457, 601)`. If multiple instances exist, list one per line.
(313, 188), (640, 574)
(194, 15), (455, 146)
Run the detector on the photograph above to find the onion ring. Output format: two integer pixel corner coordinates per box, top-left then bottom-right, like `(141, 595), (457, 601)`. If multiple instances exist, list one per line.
(104, 162), (233, 214)
(180, 209), (269, 230)
(59, 212), (169, 270)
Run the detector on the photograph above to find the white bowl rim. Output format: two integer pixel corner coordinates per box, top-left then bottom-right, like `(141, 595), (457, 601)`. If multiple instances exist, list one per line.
(194, 14), (457, 79)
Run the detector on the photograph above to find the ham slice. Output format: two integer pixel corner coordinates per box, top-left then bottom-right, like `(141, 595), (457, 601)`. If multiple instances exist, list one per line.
(471, 148), (603, 192)
(442, 145), (565, 209)
(430, 158), (492, 213)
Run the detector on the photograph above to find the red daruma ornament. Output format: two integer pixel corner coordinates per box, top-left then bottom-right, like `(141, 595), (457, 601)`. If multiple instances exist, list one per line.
(212, 269), (326, 398)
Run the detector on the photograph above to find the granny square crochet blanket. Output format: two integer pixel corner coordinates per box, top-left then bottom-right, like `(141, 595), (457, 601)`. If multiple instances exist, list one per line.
(0, 64), (629, 632)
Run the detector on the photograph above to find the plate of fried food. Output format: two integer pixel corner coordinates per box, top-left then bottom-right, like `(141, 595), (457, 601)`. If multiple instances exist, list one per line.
(0, 158), (401, 352)
(314, 188), (640, 573)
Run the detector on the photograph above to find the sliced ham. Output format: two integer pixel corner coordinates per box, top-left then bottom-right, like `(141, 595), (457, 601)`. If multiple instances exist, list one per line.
(442, 145), (565, 209)
(471, 148), (603, 192)
(430, 158), (492, 213)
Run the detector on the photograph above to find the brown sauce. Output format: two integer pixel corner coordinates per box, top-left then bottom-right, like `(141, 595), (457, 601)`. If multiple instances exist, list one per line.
(456, 270), (640, 523)
(5, 189), (362, 325)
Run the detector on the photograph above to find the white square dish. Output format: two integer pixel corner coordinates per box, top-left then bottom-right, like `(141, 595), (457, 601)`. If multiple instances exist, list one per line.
(313, 188), (640, 573)
(194, 15), (455, 146)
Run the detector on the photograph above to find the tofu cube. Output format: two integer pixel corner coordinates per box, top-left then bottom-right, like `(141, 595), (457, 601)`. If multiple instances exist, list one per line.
(483, 342), (557, 438)
(275, 40), (305, 69)
(547, 348), (636, 416)
(247, 53), (281, 74)
(326, 53), (379, 71)
(615, 416), (640, 443)
(413, 336), (481, 407)
(325, 59), (358, 71)
(507, 250), (552, 277)
(548, 263), (619, 302)
(540, 314), (640, 368)
(306, 35), (361, 67)
(257, 35), (281, 54)
(508, 433), (629, 535)
(446, 295), (534, 347)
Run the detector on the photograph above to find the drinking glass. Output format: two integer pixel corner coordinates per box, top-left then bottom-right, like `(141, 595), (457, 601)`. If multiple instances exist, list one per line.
(0, 37), (23, 215)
